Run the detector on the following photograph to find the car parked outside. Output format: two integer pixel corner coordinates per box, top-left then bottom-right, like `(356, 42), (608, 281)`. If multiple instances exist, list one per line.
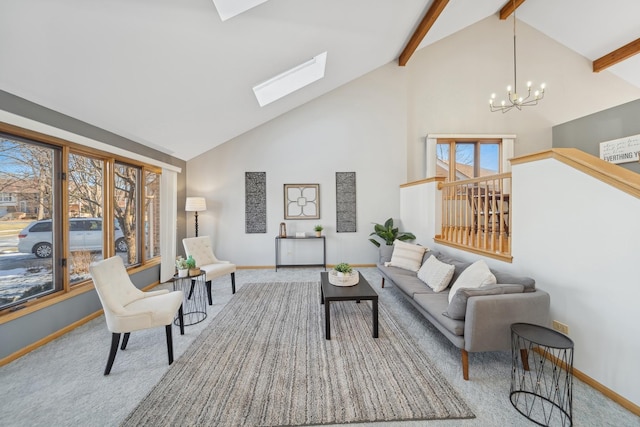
(17, 218), (128, 258)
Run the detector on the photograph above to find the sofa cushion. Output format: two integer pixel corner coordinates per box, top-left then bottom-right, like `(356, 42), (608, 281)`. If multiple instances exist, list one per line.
(388, 240), (426, 272)
(413, 293), (465, 336)
(417, 255), (455, 292)
(379, 265), (434, 297)
(448, 260), (497, 303)
(491, 270), (536, 292)
(434, 253), (472, 285)
(444, 284), (525, 320)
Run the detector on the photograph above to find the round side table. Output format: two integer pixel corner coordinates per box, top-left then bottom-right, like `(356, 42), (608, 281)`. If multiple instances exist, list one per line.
(510, 322), (574, 427)
(172, 272), (207, 326)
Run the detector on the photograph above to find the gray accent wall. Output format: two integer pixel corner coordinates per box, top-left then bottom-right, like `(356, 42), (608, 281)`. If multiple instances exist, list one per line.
(553, 98), (640, 174)
(0, 90), (187, 361)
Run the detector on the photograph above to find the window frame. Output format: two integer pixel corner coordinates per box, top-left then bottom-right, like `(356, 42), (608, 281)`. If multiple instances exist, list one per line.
(436, 138), (503, 182)
(0, 124), (162, 318)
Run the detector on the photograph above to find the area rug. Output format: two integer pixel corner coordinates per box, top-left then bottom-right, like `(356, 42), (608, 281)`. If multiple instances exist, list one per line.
(122, 281), (474, 426)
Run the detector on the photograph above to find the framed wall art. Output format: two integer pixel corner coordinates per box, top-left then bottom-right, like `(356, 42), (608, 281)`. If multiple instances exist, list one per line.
(245, 172), (267, 233)
(284, 184), (320, 219)
(336, 172), (356, 232)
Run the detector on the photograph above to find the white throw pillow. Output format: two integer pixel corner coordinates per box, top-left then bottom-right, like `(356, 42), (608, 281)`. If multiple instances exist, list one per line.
(448, 260), (497, 303)
(417, 255), (455, 292)
(388, 240), (426, 272)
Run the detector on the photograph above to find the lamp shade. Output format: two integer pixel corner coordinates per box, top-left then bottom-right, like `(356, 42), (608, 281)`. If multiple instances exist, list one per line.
(185, 197), (206, 212)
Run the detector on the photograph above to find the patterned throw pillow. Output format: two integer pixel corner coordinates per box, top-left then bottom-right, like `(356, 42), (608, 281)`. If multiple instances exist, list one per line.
(417, 255), (455, 292)
(388, 240), (426, 272)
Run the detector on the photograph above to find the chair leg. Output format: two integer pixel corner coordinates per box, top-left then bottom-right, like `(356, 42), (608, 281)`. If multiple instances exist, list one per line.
(206, 280), (212, 305)
(120, 332), (130, 350)
(381, 277), (385, 288)
(187, 279), (196, 300)
(178, 305), (185, 335)
(231, 272), (236, 294)
(165, 325), (174, 365)
(104, 333), (121, 376)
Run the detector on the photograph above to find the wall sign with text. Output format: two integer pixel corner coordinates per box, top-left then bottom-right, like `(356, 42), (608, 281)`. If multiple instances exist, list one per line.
(599, 134), (640, 164)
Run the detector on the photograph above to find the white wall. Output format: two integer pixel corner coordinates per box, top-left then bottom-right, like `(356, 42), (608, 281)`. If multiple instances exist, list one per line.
(401, 160), (640, 407)
(404, 15), (640, 181)
(186, 63), (408, 265)
(513, 158), (640, 406)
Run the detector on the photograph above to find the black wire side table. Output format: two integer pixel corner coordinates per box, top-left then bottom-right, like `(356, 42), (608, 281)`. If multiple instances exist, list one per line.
(511, 323), (574, 427)
(172, 272), (207, 326)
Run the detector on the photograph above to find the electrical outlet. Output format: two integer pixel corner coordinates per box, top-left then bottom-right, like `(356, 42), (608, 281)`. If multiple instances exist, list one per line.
(552, 320), (569, 335)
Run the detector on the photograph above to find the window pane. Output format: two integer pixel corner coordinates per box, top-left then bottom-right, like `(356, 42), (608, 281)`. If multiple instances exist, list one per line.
(435, 143), (450, 178)
(144, 170), (161, 260)
(68, 154), (104, 285)
(0, 136), (56, 310)
(479, 143), (500, 176)
(115, 163), (138, 266)
(455, 143), (475, 179)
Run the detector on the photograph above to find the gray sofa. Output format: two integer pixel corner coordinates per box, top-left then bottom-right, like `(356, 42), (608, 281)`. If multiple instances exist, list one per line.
(377, 248), (550, 380)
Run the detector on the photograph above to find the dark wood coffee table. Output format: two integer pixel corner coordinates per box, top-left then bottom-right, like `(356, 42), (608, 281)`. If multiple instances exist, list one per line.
(320, 271), (378, 340)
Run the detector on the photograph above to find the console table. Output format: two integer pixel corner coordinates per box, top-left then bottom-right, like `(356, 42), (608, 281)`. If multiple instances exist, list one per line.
(275, 236), (326, 271)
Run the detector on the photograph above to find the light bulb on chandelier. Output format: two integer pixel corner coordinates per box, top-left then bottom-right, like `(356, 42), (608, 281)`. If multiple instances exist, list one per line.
(489, 0), (546, 113)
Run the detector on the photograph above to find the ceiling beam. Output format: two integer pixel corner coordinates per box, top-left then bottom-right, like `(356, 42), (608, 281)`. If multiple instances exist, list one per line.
(593, 38), (640, 72)
(499, 0), (526, 20)
(398, 0), (449, 67)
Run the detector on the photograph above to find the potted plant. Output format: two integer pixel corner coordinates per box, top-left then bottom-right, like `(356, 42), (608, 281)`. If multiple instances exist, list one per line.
(176, 256), (189, 277)
(369, 218), (416, 262)
(314, 224), (323, 237)
(334, 262), (353, 277)
(186, 255), (200, 276)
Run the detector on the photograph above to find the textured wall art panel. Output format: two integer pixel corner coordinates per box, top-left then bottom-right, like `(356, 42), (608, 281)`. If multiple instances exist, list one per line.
(336, 172), (356, 232)
(245, 172), (267, 233)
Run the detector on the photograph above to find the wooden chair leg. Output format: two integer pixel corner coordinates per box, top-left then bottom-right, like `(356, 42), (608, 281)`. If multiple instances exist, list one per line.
(206, 280), (212, 305)
(231, 272), (236, 294)
(120, 332), (130, 350)
(462, 349), (469, 381)
(165, 325), (174, 365)
(104, 333), (121, 376)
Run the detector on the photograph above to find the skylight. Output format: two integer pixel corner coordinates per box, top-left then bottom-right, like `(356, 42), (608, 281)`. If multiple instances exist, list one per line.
(212, 0), (269, 21)
(252, 52), (328, 107)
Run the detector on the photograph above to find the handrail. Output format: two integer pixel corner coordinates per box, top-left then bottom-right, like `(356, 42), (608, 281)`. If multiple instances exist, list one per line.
(436, 173), (512, 258)
(512, 148), (640, 199)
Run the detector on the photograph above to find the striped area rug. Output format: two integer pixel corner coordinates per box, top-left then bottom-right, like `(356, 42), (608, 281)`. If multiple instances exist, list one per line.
(122, 281), (474, 426)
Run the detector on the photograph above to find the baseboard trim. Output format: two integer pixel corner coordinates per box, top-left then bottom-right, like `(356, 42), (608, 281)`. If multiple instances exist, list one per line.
(533, 346), (639, 416)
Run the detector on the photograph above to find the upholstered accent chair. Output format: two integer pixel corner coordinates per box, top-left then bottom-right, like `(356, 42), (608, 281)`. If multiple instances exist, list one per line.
(89, 256), (184, 375)
(183, 236), (236, 305)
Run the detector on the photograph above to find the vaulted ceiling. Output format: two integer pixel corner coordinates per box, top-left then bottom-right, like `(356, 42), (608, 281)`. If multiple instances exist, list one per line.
(1, 0), (639, 161)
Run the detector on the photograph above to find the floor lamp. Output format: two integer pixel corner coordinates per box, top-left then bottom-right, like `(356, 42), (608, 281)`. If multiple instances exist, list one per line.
(185, 197), (206, 237)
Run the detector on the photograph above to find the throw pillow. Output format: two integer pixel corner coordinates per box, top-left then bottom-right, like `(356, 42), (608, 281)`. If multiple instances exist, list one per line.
(444, 284), (524, 320)
(388, 240), (426, 272)
(417, 255), (455, 292)
(448, 260), (497, 303)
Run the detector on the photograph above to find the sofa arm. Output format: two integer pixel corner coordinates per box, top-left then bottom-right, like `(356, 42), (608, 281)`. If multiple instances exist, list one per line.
(463, 290), (550, 352)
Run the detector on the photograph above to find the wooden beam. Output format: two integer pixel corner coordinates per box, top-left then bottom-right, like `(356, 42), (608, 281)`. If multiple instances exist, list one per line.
(398, 0), (449, 67)
(593, 38), (640, 72)
(499, 0), (526, 20)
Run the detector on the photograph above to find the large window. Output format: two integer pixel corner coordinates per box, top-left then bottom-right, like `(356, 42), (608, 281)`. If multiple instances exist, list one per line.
(436, 139), (501, 181)
(0, 131), (162, 313)
(0, 136), (58, 308)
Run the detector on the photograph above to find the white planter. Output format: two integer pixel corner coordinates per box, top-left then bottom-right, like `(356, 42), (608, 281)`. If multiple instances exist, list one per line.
(178, 268), (188, 278)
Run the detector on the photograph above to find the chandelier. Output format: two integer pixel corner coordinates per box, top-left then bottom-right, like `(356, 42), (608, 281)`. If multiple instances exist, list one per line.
(489, 0), (545, 113)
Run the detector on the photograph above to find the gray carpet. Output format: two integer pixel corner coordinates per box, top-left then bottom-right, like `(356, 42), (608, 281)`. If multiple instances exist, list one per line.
(122, 281), (474, 426)
(2, 268), (639, 426)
